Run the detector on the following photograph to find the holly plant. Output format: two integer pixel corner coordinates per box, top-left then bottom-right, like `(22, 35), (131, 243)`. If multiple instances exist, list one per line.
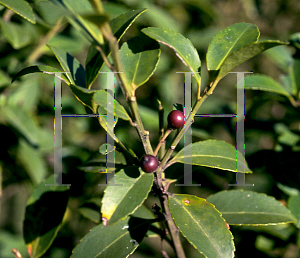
(5, 0), (299, 258)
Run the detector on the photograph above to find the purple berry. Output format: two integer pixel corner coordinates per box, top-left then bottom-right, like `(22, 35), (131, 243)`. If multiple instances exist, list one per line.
(140, 155), (159, 173)
(168, 110), (185, 129)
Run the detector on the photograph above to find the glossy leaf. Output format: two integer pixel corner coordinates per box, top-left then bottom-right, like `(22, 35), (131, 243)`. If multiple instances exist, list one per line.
(287, 195), (300, 228)
(69, 84), (98, 110)
(85, 8), (147, 88)
(23, 175), (69, 258)
(169, 194), (235, 258)
(207, 23), (258, 71)
(142, 27), (201, 85)
(244, 74), (291, 97)
(169, 139), (252, 173)
(218, 40), (288, 81)
(48, 45), (85, 87)
(12, 65), (71, 85)
(71, 215), (149, 258)
(93, 90), (130, 120)
(119, 35), (160, 91)
(101, 166), (154, 226)
(206, 190), (297, 225)
(0, 0), (35, 23)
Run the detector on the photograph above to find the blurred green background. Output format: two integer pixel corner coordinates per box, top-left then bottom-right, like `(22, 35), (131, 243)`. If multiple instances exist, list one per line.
(1, 0), (300, 257)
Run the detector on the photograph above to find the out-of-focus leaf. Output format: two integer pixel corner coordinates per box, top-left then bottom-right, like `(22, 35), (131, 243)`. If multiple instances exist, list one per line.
(17, 139), (47, 186)
(1, 105), (40, 147)
(23, 175), (69, 258)
(0, 230), (29, 258)
(274, 123), (300, 147)
(101, 166), (154, 226)
(287, 195), (300, 228)
(119, 35), (160, 91)
(169, 194), (235, 258)
(169, 139), (252, 173)
(290, 58), (300, 94)
(0, 70), (10, 87)
(142, 27), (201, 85)
(240, 224), (295, 241)
(264, 45), (293, 73)
(71, 215), (149, 258)
(290, 32), (300, 49)
(0, 0), (35, 23)
(79, 198), (102, 224)
(277, 183), (300, 197)
(206, 190), (297, 225)
(0, 20), (33, 49)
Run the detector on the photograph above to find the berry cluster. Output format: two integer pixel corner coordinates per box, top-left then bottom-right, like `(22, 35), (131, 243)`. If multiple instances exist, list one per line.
(140, 110), (185, 173)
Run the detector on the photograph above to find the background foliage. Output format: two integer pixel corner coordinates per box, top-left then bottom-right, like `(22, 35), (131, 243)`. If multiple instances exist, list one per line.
(0, 0), (300, 257)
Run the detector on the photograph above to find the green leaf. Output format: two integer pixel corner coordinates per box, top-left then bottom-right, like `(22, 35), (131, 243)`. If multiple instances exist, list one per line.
(78, 150), (127, 173)
(142, 27), (201, 85)
(289, 32), (300, 49)
(69, 84), (98, 110)
(17, 139), (47, 186)
(99, 143), (115, 155)
(290, 58), (300, 94)
(287, 195), (300, 228)
(169, 194), (235, 258)
(244, 74), (291, 97)
(0, 0), (35, 23)
(277, 183), (300, 197)
(206, 190), (297, 225)
(12, 65), (71, 85)
(0, 20), (33, 49)
(119, 35), (160, 91)
(93, 90), (130, 120)
(263, 45), (293, 73)
(1, 105), (40, 147)
(169, 139), (252, 173)
(207, 23), (259, 71)
(23, 175), (69, 258)
(80, 14), (109, 27)
(101, 166), (154, 226)
(79, 198), (102, 224)
(71, 215), (149, 258)
(54, 0), (104, 45)
(48, 45), (85, 87)
(85, 8), (147, 88)
(218, 40), (288, 81)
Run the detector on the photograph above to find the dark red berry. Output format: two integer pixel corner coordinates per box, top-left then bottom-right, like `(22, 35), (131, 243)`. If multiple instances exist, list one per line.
(140, 154), (159, 173)
(167, 110), (185, 129)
